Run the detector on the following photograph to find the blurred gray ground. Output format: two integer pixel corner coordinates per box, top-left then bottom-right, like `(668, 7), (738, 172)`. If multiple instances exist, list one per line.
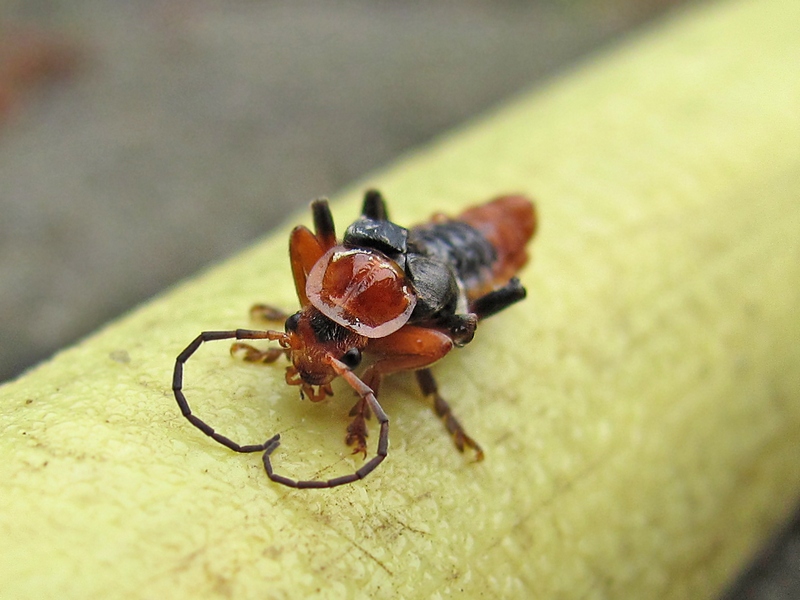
(0, 1), (797, 598)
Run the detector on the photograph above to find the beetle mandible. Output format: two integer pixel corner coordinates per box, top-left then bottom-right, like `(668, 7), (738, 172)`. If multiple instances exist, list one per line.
(172, 190), (536, 489)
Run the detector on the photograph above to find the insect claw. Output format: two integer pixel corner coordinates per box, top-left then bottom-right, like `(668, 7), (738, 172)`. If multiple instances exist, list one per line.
(302, 384), (328, 402)
(351, 445), (368, 460)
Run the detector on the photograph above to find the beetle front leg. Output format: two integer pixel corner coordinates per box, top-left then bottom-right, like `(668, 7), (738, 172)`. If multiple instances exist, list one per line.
(260, 357), (390, 488)
(354, 326), (484, 460)
(338, 326), (454, 457)
(230, 343), (288, 364)
(346, 396), (371, 459)
(248, 304), (290, 323)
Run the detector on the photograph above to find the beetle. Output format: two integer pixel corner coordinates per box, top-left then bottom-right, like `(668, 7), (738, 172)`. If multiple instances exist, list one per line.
(172, 190), (536, 489)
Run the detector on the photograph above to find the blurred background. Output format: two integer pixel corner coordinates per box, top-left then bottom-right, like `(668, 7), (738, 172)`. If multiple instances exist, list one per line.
(0, 0), (796, 597)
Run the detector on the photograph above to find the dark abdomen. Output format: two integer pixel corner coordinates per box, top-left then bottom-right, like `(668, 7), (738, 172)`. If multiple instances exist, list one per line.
(408, 195), (536, 301)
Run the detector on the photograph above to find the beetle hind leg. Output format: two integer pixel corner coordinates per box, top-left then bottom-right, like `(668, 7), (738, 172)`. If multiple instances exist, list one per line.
(415, 368), (484, 461)
(469, 277), (526, 320)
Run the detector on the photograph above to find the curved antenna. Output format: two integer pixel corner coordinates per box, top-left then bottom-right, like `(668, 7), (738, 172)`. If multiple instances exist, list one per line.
(172, 328), (287, 453)
(173, 332), (390, 488)
(261, 356), (389, 489)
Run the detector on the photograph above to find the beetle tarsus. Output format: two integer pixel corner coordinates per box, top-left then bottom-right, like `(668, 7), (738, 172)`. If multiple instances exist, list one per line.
(346, 397), (371, 458)
(230, 342), (287, 363)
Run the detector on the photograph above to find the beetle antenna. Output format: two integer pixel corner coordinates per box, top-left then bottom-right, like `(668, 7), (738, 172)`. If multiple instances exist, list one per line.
(173, 328), (288, 454)
(174, 331), (389, 488)
(260, 355), (390, 488)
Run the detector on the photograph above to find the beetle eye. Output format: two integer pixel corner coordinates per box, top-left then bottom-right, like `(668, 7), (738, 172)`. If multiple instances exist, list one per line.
(284, 312), (301, 332)
(341, 348), (362, 369)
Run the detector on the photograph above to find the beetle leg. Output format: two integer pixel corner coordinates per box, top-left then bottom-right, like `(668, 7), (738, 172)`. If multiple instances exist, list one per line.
(469, 277), (527, 320)
(260, 356), (390, 488)
(437, 313), (478, 346)
(355, 325), (484, 459)
(230, 343), (288, 364)
(415, 368), (484, 461)
(356, 325), (483, 461)
(248, 304), (290, 323)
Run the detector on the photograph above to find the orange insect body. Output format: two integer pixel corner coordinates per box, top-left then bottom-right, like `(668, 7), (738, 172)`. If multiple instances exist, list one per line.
(173, 191), (536, 488)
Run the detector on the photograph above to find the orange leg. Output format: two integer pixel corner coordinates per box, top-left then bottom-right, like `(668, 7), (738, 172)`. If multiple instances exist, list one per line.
(359, 326), (483, 459)
(261, 355), (390, 488)
(415, 368), (484, 461)
(230, 342), (287, 364)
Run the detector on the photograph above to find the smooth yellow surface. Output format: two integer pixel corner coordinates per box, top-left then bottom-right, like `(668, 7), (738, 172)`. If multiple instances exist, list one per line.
(2, 0), (800, 597)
